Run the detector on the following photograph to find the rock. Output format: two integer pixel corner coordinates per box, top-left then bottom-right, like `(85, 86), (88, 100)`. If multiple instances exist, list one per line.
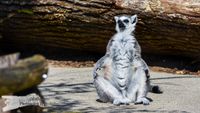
(0, 54), (48, 95)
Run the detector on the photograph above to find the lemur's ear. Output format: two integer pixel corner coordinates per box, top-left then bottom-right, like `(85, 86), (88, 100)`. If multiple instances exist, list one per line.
(131, 14), (137, 24)
(114, 16), (119, 22)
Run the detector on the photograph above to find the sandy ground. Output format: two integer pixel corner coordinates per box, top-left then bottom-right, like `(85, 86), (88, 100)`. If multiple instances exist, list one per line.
(39, 67), (200, 113)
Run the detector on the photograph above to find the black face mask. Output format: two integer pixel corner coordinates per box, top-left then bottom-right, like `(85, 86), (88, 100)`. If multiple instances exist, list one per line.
(117, 20), (125, 31)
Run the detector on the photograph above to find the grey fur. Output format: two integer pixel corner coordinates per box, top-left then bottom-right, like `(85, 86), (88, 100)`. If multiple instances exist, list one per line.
(93, 14), (162, 105)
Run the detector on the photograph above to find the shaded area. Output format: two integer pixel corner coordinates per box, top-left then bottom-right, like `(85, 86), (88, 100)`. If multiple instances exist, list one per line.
(151, 75), (198, 81)
(0, 48), (200, 73)
(143, 54), (200, 72)
(39, 82), (95, 112)
(40, 82), (94, 94)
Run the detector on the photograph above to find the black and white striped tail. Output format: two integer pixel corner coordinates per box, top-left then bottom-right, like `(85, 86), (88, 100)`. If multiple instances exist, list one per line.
(149, 85), (163, 94)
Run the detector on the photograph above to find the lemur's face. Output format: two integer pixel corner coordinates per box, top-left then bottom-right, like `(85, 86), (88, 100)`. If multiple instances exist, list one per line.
(114, 15), (137, 33)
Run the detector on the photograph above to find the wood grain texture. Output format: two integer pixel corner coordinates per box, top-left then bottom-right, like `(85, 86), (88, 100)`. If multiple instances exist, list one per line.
(0, 0), (200, 58)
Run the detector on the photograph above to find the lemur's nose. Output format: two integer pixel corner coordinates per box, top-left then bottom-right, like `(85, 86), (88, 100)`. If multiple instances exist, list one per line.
(117, 20), (125, 28)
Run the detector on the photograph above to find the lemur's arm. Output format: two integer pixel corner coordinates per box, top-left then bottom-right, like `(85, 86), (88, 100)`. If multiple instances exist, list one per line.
(95, 37), (114, 71)
(93, 36), (114, 79)
(93, 54), (110, 79)
(95, 54), (109, 70)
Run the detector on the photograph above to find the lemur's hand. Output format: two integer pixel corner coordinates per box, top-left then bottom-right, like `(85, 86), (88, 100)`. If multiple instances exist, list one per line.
(96, 67), (101, 71)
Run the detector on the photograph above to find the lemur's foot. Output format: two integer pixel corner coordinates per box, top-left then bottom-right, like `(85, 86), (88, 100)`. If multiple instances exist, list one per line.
(113, 98), (131, 105)
(135, 97), (150, 105)
(122, 98), (131, 105)
(113, 99), (121, 105)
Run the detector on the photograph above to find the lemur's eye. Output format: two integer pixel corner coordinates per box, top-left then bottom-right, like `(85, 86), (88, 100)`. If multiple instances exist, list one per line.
(123, 19), (129, 23)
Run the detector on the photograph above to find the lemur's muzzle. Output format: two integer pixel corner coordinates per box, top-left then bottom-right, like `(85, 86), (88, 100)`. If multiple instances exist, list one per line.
(117, 20), (125, 30)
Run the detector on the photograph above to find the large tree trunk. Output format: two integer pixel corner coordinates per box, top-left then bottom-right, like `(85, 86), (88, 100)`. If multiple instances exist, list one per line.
(0, 0), (200, 58)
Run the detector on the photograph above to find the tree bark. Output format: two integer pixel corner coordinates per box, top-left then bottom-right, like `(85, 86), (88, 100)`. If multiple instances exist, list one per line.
(0, 55), (48, 95)
(0, 0), (200, 58)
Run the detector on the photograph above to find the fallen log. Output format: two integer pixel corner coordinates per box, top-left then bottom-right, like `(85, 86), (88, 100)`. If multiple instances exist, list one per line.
(0, 54), (48, 96)
(0, 0), (200, 58)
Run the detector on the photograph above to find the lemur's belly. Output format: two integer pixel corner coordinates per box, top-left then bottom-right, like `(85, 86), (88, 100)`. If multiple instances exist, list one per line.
(110, 37), (135, 90)
(113, 68), (130, 89)
(111, 47), (133, 90)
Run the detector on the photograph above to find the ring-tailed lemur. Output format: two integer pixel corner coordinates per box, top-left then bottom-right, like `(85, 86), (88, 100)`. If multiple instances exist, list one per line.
(93, 14), (162, 105)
